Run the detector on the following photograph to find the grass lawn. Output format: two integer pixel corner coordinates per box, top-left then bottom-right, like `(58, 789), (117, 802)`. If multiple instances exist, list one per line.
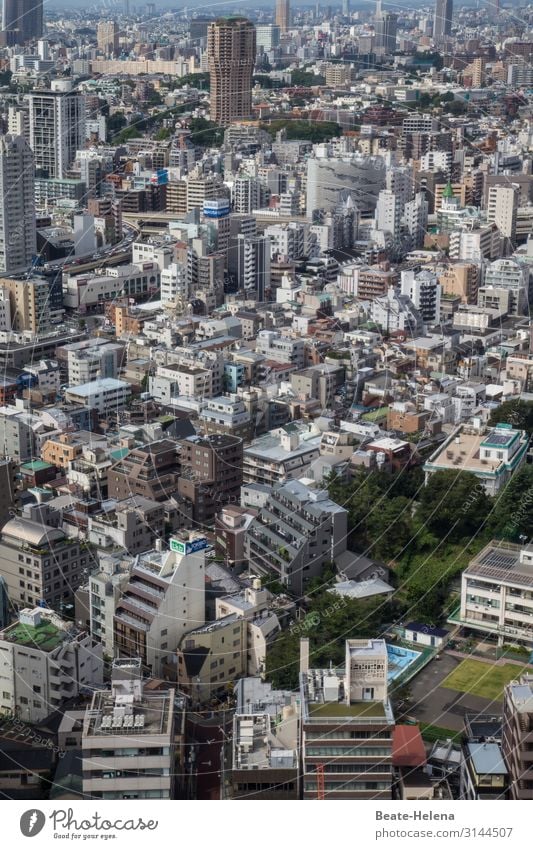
(419, 723), (461, 744)
(441, 658), (528, 701)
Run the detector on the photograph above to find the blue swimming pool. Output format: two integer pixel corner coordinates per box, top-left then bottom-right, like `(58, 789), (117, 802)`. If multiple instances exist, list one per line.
(387, 643), (422, 682)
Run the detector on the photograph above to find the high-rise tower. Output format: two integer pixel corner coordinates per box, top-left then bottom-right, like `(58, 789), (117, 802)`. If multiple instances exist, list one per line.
(275, 0), (290, 32)
(208, 17), (256, 126)
(433, 0), (453, 40)
(0, 134), (36, 273)
(1, 0), (43, 45)
(97, 20), (119, 57)
(26, 82), (85, 179)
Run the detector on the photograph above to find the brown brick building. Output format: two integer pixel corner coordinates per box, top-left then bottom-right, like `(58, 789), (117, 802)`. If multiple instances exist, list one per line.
(108, 440), (180, 502)
(178, 433), (243, 525)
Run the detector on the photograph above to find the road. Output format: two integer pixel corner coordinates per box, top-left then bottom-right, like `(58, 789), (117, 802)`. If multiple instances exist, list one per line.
(43, 222), (140, 277)
(186, 712), (232, 800)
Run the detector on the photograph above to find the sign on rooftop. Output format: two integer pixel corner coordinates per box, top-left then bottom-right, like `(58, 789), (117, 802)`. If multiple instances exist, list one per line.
(170, 537), (208, 556)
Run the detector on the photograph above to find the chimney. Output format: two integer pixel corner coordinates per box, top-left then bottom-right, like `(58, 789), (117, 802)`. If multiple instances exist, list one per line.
(300, 637), (310, 675)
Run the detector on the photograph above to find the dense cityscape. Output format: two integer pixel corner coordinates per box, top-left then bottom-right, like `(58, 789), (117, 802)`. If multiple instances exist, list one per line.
(0, 0), (532, 807)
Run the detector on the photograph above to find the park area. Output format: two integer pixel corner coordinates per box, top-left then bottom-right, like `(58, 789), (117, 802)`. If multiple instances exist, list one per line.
(441, 658), (529, 701)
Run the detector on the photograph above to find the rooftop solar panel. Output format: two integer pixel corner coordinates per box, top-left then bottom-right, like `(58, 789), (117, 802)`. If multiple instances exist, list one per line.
(483, 430), (513, 445)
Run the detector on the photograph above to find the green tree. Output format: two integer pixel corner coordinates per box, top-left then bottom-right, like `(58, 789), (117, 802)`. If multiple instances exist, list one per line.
(366, 496), (413, 561)
(417, 470), (492, 542)
(262, 119), (341, 144)
(290, 69), (325, 86)
(489, 400), (533, 437)
(174, 72), (210, 90)
(489, 466), (533, 541)
(107, 112), (127, 138)
(266, 594), (395, 690)
(188, 117), (223, 147)
(113, 126), (140, 144)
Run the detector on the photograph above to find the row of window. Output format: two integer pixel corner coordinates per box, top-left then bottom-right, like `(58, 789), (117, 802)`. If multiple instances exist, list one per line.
(306, 730), (390, 740)
(304, 781), (390, 792)
(307, 763), (391, 774)
(91, 747), (170, 757)
(306, 747), (391, 757)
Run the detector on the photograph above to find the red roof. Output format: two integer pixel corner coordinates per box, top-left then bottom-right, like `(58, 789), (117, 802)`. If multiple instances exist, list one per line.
(392, 725), (427, 768)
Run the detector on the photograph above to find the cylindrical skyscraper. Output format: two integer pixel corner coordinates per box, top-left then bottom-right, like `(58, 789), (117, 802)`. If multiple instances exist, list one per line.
(208, 17), (256, 127)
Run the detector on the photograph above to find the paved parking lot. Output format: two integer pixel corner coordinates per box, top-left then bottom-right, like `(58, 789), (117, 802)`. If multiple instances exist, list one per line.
(399, 652), (504, 732)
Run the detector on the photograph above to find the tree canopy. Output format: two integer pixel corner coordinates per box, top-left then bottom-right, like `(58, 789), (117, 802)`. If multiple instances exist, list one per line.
(489, 399), (533, 437)
(262, 118), (341, 144)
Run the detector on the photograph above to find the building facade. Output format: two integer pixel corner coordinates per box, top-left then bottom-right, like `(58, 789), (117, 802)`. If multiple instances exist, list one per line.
(208, 17), (256, 126)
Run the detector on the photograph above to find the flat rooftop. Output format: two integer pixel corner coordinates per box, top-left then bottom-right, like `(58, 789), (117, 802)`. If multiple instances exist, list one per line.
(244, 433), (321, 462)
(465, 541), (533, 587)
(467, 742), (508, 776)
(308, 701), (386, 718)
(426, 426), (525, 475)
(84, 689), (173, 738)
(66, 378), (130, 395)
(2, 620), (67, 652)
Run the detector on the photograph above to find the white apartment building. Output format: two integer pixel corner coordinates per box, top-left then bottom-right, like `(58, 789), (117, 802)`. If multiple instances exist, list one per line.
(255, 330), (305, 368)
(150, 363), (211, 404)
(400, 268), (441, 325)
(264, 222), (311, 260)
(0, 608), (103, 723)
(216, 579), (281, 675)
(424, 422), (528, 495)
(243, 424), (322, 486)
(376, 189), (402, 241)
(160, 261), (189, 308)
(449, 223), (501, 262)
(67, 341), (121, 386)
(487, 184), (518, 242)
(483, 258), (529, 315)
(88, 555), (130, 655)
(454, 542), (533, 648)
(198, 394), (251, 436)
(64, 377), (132, 414)
(26, 84), (85, 179)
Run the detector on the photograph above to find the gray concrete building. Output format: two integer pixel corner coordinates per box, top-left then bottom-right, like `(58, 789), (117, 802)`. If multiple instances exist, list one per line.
(245, 479), (347, 594)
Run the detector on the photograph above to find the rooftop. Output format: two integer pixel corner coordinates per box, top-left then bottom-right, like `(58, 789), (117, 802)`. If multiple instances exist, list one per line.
(1, 517), (65, 548)
(307, 701), (386, 718)
(467, 741), (508, 776)
(1, 618), (70, 652)
(466, 541), (533, 588)
(425, 424), (527, 476)
(392, 725), (427, 768)
(66, 378), (130, 396)
(84, 688), (173, 738)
